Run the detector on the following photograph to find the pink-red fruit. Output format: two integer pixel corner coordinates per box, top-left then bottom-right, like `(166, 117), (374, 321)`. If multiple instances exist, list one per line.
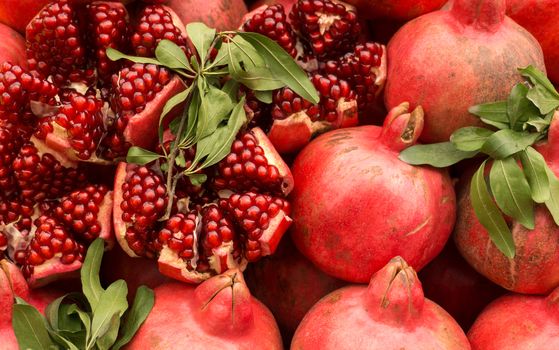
(165, 0), (248, 31)
(290, 103), (456, 283)
(127, 269), (283, 349)
(291, 257), (471, 350)
(343, 0), (446, 20)
(385, 0), (546, 142)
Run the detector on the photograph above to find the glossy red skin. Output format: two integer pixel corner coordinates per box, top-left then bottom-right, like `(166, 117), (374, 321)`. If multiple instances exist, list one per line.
(507, 0), (559, 83)
(166, 0), (247, 31)
(0, 23), (27, 67)
(468, 291), (559, 349)
(385, 0), (545, 143)
(419, 242), (506, 331)
(249, 0), (295, 13)
(0, 0), (50, 33)
(127, 271), (283, 350)
(342, 0), (446, 20)
(290, 125), (456, 283)
(244, 235), (347, 343)
(291, 257), (471, 350)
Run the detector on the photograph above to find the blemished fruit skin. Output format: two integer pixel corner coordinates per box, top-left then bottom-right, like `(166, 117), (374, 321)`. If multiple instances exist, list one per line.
(166, 0), (248, 31)
(290, 257), (471, 350)
(126, 269), (283, 350)
(419, 241), (506, 331)
(454, 112), (559, 295)
(290, 103), (456, 283)
(468, 288), (559, 349)
(507, 0), (559, 84)
(342, 0), (446, 21)
(385, 0), (546, 143)
(0, 23), (27, 67)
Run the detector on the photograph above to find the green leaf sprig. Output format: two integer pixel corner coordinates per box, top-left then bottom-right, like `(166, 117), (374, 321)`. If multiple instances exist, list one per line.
(106, 23), (319, 219)
(399, 66), (559, 258)
(12, 239), (155, 350)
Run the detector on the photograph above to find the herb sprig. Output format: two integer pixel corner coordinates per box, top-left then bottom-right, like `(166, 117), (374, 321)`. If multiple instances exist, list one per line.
(106, 23), (319, 219)
(399, 66), (559, 258)
(12, 239), (154, 350)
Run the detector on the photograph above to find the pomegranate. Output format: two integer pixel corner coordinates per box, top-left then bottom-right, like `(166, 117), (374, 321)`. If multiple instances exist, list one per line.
(244, 235), (347, 342)
(385, 0), (546, 143)
(507, 0), (559, 84)
(290, 103), (456, 283)
(240, 1), (387, 154)
(343, 0), (446, 21)
(127, 269), (283, 349)
(113, 127), (295, 283)
(454, 112), (559, 294)
(291, 257), (471, 349)
(0, 0), (51, 33)
(419, 241), (506, 330)
(0, 23), (27, 68)
(468, 287), (559, 349)
(0, 260), (63, 348)
(165, 0), (248, 31)
(250, 0), (296, 13)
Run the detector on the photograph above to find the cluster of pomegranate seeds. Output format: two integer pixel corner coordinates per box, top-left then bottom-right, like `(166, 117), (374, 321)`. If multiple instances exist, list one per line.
(12, 143), (87, 202)
(200, 205), (236, 254)
(131, 5), (189, 57)
(289, 0), (361, 59)
(324, 42), (384, 114)
(213, 131), (283, 193)
(311, 73), (356, 122)
(271, 86), (319, 120)
(0, 123), (24, 193)
(54, 184), (110, 242)
(157, 212), (199, 262)
(87, 2), (130, 82)
(243, 4), (298, 58)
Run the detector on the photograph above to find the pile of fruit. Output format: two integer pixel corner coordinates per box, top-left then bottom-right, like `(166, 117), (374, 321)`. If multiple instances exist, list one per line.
(1, 0), (559, 348)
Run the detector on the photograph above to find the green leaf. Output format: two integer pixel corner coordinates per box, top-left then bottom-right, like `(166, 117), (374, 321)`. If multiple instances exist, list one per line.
(519, 147), (550, 203)
(179, 88), (201, 145)
(106, 48), (161, 65)
(66, 305), (91, 345)
(232, 66), (285, 91)
(188, 173), (207, 186)
(112, 286), (155, 350)
(198, 85), (235, 138)
(520, 65), (559, 114)
(222, 79), (240, 102)
(211, 41), (235, 67)
(507, 83), (539, 130)
(254, 90), (273, 104)
(186, 22), (216, 65)
(45, 294), (87, 333)
(469, 101), (509, 129)
(230, 36), (265, 68)
(480, 129), (540, 159)
(126, 147), (163, 165)
(398, 142), (478, 167)
(545, 167), (559, 226)
(450, 127), (494, 151)
(88, 280), (128, 349)
(48, 328), (81, 350)
(13, 299), (58, 350)
(238, 32), (319, 104)
(489, 157), (535, 229)
(470, 161), (516, 258)
(525, 112), (552, 132)
(158, 85), (191, 141)
(154, 39), (192, 70)
(96, 313), (120, 350)
(81, 238), (105, 311)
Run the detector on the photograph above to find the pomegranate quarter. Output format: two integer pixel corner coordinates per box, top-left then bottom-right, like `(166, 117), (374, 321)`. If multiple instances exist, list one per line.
(290, 102), (456, 283)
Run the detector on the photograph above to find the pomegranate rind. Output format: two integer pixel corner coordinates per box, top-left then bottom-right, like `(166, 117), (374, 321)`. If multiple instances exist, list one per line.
(113, 162), (138, 257)
(259, 210), (292, 256)
(97, 190), (115, 249)
(27, 259), (82, 288)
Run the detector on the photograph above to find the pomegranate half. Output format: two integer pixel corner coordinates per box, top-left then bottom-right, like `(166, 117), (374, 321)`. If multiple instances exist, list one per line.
(291, 256), (471, 349)
(290, 102), (456, 283)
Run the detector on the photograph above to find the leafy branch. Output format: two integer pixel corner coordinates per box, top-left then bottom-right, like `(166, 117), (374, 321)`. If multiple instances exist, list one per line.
(106, 23), (319, 219)
(399, 66), (559, 258)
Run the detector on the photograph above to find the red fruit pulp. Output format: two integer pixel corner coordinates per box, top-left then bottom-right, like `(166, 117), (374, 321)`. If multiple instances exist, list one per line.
(290, 103), (456, 283)
(385, 0), (546, 142)
(291, 257), (471, 349)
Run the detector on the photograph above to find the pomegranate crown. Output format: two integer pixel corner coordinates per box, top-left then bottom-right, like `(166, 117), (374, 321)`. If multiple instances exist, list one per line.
(400, 65), (559, 259)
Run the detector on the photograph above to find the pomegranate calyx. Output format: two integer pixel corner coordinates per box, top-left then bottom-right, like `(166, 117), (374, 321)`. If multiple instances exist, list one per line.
(380, 102), (425, 153)
(365, 256), (424, 326)
(451, 0), (506, 33)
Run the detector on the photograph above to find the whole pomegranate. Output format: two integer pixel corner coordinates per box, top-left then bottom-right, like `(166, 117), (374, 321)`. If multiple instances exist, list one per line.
(419, 241), (506, 330)
(290, 103), (456, 283)
(0, 0), (51, 33)
(454, 112), (559, 294)
(244, 235), (347, 343)
(291, 257), (471, 349)
(0, 23), (27, 67)
(0, 260), (63, 348)
(343, 0), (446, 21)
(507, 0), (559, 84)
(127, 269), (283, 349)
(468, 286), (559, 349)
(166, 0), (248, 30)
(385, 0), (546, 143)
